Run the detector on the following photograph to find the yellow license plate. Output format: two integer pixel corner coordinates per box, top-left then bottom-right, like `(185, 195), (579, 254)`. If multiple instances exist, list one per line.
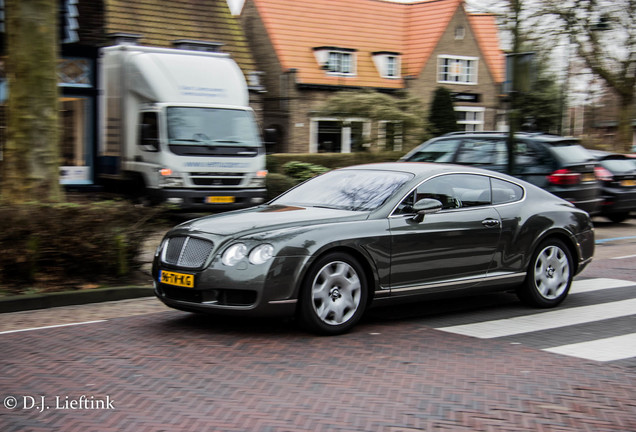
(582, 173), (596, 183)
(159, 270), (194, 288)
(206, 196), (235, 204)
(621, 179), (636, 187)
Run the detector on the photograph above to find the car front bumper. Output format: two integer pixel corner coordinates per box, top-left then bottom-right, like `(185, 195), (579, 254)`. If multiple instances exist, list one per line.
(153, 254), (309, 317)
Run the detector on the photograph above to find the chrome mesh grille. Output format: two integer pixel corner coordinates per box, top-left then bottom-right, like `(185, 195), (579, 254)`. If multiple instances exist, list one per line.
(162, 236), (214, 268)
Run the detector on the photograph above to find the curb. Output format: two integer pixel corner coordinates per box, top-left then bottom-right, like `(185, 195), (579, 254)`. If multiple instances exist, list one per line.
(0, 286), (155, 314)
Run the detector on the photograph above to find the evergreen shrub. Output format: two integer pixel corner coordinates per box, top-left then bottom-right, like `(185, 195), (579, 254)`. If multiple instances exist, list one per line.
(0, 200), (164, 293)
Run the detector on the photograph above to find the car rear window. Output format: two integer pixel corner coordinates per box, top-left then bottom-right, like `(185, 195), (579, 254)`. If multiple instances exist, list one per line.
(549, 143), (596, 164)
(601, 159), (636, 174)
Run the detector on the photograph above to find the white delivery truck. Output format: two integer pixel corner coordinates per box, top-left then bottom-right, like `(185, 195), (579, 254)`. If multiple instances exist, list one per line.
(98, 43), (267, 210)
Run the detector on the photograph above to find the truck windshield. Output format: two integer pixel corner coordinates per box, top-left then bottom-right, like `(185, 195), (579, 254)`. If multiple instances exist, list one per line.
(167, 107), (260, 147)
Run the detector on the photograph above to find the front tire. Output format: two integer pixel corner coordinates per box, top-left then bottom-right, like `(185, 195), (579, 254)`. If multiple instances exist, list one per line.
(298, 253), (368, 335)
(517, 239), (573, 308)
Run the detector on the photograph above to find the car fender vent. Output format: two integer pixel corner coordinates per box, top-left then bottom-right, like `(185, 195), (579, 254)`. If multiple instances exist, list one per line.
(162, 236), (214, 268)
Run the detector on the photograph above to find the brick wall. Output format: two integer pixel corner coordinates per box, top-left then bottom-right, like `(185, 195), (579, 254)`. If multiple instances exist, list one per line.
(409, 7), (500, 130)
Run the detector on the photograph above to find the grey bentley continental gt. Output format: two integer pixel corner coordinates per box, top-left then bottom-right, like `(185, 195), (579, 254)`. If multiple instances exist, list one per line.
(153, 163), (594, 335)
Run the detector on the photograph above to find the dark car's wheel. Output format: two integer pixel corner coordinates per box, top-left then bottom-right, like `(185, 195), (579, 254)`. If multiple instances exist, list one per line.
(608, 212), (629, 223)
(517, 238), (573, 308)
(299, 252), (368, 335)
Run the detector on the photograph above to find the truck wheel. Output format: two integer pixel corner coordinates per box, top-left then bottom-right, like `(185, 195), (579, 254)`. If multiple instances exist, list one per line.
(517, 238), (573, 308)
(298, 252), (367, 335)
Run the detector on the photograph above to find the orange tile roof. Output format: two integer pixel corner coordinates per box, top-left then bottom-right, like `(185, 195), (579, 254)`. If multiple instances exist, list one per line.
(405, 0), (463, 77)
(251, 0), (504, 88)
(467, 13), (505, 83)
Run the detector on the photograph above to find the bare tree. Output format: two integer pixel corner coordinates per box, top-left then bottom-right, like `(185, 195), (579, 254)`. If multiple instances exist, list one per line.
(1, 0), (63, 203)
(540, 0), (635, 152)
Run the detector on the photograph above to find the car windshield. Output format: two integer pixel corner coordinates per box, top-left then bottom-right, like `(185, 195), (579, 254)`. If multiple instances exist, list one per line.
(167, 107), (260, 146)
(549, 143), (596, 164)
(272, 169), (413, 211)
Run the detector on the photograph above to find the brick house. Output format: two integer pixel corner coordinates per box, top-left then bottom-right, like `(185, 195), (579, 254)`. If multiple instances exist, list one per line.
(0, 0), (262, 187)
(240, 0), (505, 154)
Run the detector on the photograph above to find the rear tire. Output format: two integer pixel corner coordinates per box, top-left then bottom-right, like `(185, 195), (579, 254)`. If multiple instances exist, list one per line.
(298, 252), (368, 335)
(517, 239), (573, 308)
(607, 212), (629, 223)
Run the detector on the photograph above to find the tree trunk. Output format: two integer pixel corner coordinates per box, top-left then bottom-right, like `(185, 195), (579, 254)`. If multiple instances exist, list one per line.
(1, 0), (63, 204)
(617, 92), (635, 153)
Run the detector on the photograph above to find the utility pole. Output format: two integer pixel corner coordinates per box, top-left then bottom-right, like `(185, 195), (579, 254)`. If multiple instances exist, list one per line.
(506, 0), (522, 175)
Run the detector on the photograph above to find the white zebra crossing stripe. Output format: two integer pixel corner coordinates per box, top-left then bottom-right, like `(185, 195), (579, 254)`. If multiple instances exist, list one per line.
(544, 333), (636, 362)
(569, 278), (635, 293)
(436, 298), (636, 339)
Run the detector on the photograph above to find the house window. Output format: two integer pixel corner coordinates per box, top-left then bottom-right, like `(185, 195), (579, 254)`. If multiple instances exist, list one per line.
(372, 52), (401, 79)
(57, 58), (92, 88)
(327, 51), (354, 74)
(438, 56), (478, 84)
(379, 121), (403, 151)
(310, 118), (370, 153)
(455, 107), (485, 131)
(455, 26), (465, 40)
(386, 56), (398, 77)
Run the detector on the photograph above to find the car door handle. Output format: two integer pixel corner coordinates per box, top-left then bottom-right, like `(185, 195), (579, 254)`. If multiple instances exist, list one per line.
(482, 218), (500, 227)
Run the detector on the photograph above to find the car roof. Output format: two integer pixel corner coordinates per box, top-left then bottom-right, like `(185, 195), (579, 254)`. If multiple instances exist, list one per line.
(338, 161), (507, 178)
(436, 131), (579, 144)
(589, 149), (630, 160)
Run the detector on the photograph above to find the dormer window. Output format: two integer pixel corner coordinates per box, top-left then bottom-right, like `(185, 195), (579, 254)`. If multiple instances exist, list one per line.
(313, 46), (357, 75)
(455, 25), (465, 40)
(372, 51), (401, 79)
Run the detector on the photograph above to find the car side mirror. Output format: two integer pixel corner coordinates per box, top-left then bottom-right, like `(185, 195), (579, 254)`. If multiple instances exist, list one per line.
(411, 198), (442, 223)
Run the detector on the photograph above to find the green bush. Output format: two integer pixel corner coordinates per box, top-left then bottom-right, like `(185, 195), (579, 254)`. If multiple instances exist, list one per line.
(282, 161), (330, 182)
(266, 173), (297, 200)
(266, 151), (406, 174)
(0, 200), (164, 293)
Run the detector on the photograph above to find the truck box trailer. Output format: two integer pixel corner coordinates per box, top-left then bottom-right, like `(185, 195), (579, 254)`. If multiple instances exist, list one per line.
(98, 43), (267, 210)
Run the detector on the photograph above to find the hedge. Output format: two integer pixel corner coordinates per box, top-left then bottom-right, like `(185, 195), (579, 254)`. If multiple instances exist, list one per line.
(266, 151), (406, 175)
(0, 200), (164, 293)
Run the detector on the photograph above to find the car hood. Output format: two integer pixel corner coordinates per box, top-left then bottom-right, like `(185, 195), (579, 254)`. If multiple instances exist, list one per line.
(177, 205), (369, 237)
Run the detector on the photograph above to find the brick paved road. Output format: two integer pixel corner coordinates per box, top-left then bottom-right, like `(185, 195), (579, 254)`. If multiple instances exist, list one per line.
(2, 308), (635, 431)
(1, 220), (635, 431)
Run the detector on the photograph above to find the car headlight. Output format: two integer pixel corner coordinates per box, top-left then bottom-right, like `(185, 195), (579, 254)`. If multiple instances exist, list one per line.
(222, 243), (247, 266)
(249, 244), (274, 265)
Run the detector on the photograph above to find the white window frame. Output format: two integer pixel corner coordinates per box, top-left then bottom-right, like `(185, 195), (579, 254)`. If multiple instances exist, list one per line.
(378, 121), (403, 151)
(455, 106), (485, 131)
(327, 51), (356, 75)
(438, 55), (478, 85)
(372, 53), (401, 79)
(309, 117), (370, 153)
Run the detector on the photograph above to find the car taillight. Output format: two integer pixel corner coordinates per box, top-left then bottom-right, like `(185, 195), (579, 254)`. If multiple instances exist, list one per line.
(547, 169), (581, 185)
(594, 166), (613, 182)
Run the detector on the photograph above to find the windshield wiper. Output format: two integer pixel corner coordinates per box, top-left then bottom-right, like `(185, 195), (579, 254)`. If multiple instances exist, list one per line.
(212, 139), (243, 144)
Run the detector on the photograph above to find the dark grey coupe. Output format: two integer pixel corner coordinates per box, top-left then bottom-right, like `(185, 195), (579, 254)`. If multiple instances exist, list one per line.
(153, 163), (594, 335)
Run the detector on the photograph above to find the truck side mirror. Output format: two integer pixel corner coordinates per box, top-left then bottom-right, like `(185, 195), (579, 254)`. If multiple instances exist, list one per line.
(411, 198), (442, 223)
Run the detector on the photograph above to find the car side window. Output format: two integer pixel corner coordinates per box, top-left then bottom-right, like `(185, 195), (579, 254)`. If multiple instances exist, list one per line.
(514, 141), (551, 173)
(456, 139), (504, 166)
(407, 139), (460, 162)
(394, 174), (491, 215)
(491, 178), (524, 204)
